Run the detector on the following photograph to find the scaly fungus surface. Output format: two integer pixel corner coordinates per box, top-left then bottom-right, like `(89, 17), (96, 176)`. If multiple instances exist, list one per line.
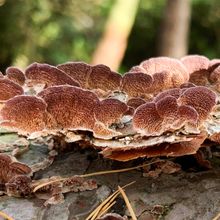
(0, 55), (219, 162)
(1, 55), (220, 206)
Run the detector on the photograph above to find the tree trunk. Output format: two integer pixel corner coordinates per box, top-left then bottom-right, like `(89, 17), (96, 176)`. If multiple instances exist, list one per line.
(158, 0), (191, 58)
(91, 0), (140, 71)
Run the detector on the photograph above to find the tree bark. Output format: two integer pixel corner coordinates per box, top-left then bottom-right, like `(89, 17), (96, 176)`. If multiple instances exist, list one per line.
(158, 0), (191, 58)
(91, 0), (140, 71)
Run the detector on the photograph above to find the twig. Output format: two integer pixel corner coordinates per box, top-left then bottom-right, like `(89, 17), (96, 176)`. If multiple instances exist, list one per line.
(118, 186), (137, 220)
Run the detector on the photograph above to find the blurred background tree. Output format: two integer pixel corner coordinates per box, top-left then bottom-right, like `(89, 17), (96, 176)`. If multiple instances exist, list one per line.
(158, 0), (191, 58)
(91, 0), (140, 70)
(0, 0), (219, 72)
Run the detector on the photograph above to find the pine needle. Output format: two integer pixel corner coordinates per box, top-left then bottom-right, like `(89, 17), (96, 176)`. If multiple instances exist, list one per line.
(213, 212), (220, 220)
(93, 193), (118, 220)
(33, 177), (66, 193)
(33, 160), (160, 193)
(96, 201), (116, 219)
(86, 181), (135, 220)
(87, 191), (119, 220)
(0, 211), (14, 220)
(118, 186), (137, 220)
(80, 160), (161, 178)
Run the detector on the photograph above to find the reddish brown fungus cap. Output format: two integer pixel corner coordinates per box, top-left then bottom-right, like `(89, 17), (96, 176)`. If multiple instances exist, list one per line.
(57, 62), (92, 87)
(88, 64), (121, 91)
(133, 102), (164, 136)
(0, 95), (47, 134)
(121, 72), (153, 98)
(140, 57), (189, 84)
(177, 105), (198, 123)
(0, 154), (32, 183)
(133, 86), (216, 136)
(94, 98), (129, 126)
(154, 88), (181, 102)
(38, 85), (99, 131)
(156, 96), (178, 119)
(127, 97), (146, 109)
(25, 62), (80, 87)
(6, 67), (25, 86)
(178, 86), (217, 121)
(180, 82), (196, 89)
(208, 59), (220, 73)
(125, 57), (189, 97)
(181, 55), (210, 74)
(181, 55), (211, 86)
(210, 65), (220, 83)
(0, 78), (23, 102)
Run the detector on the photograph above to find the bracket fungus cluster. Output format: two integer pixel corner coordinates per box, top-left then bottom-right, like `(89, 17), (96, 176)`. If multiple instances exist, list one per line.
(0, 55), (219, 162)
(0, 154), (32, 197)
(181, 55), (220, 93)
(0, 153), (97, 204)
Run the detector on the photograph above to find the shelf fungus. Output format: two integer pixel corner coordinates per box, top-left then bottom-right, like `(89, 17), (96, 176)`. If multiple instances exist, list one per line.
(0, 154), (32, 197)
(58, 62), (122, 98)
(181, 55), (220, 92)
(0, 153), (97, 204)
(5, 67), (26, 86)
(0, 78), (24, 106)
(0, 55), (219, 162)
(122, 57), (189, 100)
(25, 62), (80, 93)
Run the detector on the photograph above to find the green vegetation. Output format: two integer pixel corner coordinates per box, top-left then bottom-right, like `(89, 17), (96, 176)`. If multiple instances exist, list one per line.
(0, 0), (219, 72)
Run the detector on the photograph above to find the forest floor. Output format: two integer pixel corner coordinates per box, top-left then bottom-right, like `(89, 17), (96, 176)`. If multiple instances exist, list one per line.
(0, 134), (220, 220)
